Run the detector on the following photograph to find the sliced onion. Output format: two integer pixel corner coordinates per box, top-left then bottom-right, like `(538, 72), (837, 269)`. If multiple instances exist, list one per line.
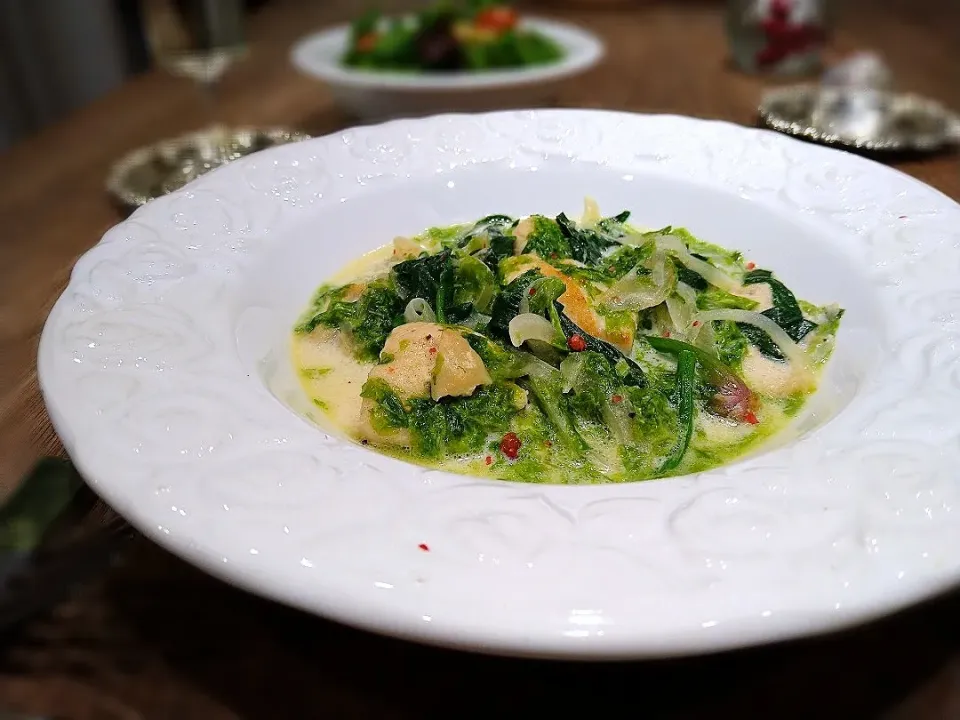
(664, 281), (697, 336)
(695, 309), (812, 374)
(654, 234), (740, 292)
(675, 281), (698, 308)
(460, 311), (491, 330)
(404, 297), (436, 323)
(508, 313), (557, 348)
(559, 353), (586, 393)
(691, 317), (715, 351)
(602, 252), (676, 311)
(580, 197), (602, 227)
(665, 296), (692, 336)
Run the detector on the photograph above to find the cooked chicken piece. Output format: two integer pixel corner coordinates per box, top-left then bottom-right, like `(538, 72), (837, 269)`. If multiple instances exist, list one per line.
(392, 236), (422, 260)
(342, 282), (367, 302)
(432, 330), (493, 401)
(731, 283), (773, 312)
(740, 348), (815, 397)
(512, 217), (535, 255)
(356, 322), (492, 446)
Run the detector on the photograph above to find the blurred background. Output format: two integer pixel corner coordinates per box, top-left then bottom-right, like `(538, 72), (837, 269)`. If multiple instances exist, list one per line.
(1, 0), (960, 718)
(2, 0), (957, 149)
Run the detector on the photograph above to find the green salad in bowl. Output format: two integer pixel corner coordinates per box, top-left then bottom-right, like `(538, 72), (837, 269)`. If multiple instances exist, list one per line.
(342, 1), (565, 72)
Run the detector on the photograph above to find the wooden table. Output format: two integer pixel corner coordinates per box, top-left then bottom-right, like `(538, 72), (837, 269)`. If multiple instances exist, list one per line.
(1, 0), (958, 717)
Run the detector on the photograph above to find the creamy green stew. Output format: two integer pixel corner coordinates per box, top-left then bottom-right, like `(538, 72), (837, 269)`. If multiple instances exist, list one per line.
(292, 200), (843, 484)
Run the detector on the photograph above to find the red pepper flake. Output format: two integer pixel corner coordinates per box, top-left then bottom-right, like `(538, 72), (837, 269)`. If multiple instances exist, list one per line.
(567, 334), (587, 352)
(429, 347), (437, 354)
(692, 320), (701, 327)
(528, 287), (537, 296)
(550, 252), (558, 259)
(611, 394), (623, 404)
(662, 331), (671, 338)
(500, 432), (521, 459)
(746, 262), (756, 270)
(743, 410), (760, 425)
(356, 32), (379, 53)
(475, 5), (518, 32)
(484, 455), (493, 465)
(387, 367), (395, 373)
(544, 440), (553, 448)
(418, 543), (430, 552)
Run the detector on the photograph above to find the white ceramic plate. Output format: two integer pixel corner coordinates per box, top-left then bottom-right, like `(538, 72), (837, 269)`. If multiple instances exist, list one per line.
(290, 18), (604, 121)
(39, 110), (960, 660)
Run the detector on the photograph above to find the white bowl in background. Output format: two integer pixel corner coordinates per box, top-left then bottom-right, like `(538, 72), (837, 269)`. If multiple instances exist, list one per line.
(290, 18), (605, 121)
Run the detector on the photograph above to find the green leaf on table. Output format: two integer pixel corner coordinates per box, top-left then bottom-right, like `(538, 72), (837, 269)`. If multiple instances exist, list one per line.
(0, 457), (81, 552)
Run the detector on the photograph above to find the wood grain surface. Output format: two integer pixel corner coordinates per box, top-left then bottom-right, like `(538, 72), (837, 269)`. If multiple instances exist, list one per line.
(0, 0), (958, 717)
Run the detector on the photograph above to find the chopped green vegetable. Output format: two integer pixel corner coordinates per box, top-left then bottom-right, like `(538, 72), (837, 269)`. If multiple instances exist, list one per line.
(698, 287), (758, 311)
(712, 321), (750, 368)
(561, 352), (634, 443)
(0, 457), (81, 552)
(556, 212), (618, 265)
(522, 215), (570, 260)
(392, 250), (448, 304)
(488, 269), (542, 342)
(657, 348), (697, 474)
(294, 202), (842, 485)
(350, 282), (405, 361)
(523, 364), (588, 453)
(557, 307), (646, 387)
(360, 378), (408, 432)
(406, 383), (523, 456)
(741, 268), (817, 359)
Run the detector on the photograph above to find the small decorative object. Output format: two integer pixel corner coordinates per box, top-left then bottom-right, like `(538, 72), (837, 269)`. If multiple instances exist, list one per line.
(810, 52), (892, 141)
(726, 0), (828, 77)
(106, 126), (309, 213)
(758, 68), (960, 154)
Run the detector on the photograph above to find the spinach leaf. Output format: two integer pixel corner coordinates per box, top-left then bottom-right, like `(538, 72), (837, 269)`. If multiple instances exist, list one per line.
(464, 332), (528, 381)
(453, 256), (497, 314)
(556, 305), (646, 387)
(480, 234), (515, 273)
(740, 268), (817, 360)
(605, 244), (653, 279)
(392, 250), (449, 303)
(406, 383), (522, 457)
(562, 351), (635, 443)
(697, 287), (758, 311)
(459, 214), (514, 250)
(294, 284), (355, 335)
(522, 366), (588, 453)
(348, 281), (405, 361)
(712, 320), (749, 368)
(674, 260), (708, 291)
(359, 378), (408, 433)
(294, 281), (403, 362)
(556, 212), (618, 265)
(597, 210), (631, 237)
(488, 269), (542, 342)
(657, 349), (697, 475)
